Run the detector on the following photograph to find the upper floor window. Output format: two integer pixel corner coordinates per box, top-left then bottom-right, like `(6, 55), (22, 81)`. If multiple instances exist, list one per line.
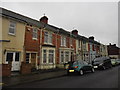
(83, 41), (86, 50)
(44, 32), (52, 44)
(33, 28), (38, 39)
(9, 21), (16, 35)
(70, 38), (73, 46)
(61, 36), (66, 46)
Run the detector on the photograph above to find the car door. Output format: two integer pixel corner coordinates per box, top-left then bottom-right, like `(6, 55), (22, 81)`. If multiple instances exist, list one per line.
(81, 61), (91, 71)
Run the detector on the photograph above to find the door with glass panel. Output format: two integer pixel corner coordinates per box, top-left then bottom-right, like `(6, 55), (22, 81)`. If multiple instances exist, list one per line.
(6, 52), (20, 71)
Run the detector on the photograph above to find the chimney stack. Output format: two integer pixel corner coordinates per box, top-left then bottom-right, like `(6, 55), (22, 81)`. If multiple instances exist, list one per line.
(71, 30), (78, 35)
(40, 16), (48, 24)
(89, 36), (94, 40)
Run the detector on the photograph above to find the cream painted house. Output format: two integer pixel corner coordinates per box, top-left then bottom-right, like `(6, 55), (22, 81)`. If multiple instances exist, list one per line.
(1, 15), (26, 71)
(100, 44), (108, 57)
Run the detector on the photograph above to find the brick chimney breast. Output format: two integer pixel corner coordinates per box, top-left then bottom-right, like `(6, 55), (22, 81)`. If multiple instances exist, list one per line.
(40, 16), (48, 24)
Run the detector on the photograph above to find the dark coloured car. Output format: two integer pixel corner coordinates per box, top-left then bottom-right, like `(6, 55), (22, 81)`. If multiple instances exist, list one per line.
(66, 60), (94, 75)
(92, 56), (112, 70)
(116, 59), (120, 65)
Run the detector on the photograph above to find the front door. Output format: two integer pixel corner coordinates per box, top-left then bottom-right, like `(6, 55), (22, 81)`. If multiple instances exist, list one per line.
(6, 52), (20, 71)
(31, 53), (36, 69)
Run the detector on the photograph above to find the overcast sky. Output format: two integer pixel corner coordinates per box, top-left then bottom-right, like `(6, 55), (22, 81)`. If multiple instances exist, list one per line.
(1, 1), (119, 46)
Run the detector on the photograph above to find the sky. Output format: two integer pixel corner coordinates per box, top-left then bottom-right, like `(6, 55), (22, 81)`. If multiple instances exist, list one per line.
(1, 0), (119, 47)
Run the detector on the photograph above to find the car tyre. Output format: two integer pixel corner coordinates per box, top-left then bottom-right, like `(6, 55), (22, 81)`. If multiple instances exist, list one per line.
(79, 69), (84, 75)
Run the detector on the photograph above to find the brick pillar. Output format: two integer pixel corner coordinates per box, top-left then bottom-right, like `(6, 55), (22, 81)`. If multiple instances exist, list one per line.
(2, 64), (11, 77)
(20, 62), (31, 75)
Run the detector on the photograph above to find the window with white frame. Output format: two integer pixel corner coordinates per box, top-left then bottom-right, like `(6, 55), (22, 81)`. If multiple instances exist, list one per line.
(42, 49), (55, 64)
(61, 36), (66, 46)
(70, 38), (73, 46)
(90, 44), (93, 51)
(44, 32), (52, 44)
(60, 51), (64, 63)
(43, 50), (47, 63)
(33, 28), (38, 39)
(60, 51), (70, 63)
(9, 21), (16, 35)
(6, 52), (13, 62)
(48, 50), (54, 63)
(65, 51), (69, 62)
(83, 41), (86, 51)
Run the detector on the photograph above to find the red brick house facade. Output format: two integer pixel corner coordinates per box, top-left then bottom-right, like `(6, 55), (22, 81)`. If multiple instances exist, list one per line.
(107, 43), (120, 59)
(24, 25), (41, 70)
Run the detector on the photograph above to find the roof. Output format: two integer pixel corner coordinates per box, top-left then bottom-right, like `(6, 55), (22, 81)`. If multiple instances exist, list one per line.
(0, 8), (101, 44)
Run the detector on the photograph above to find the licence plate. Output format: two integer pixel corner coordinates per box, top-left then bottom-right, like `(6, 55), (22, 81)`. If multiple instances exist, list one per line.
(69, 70), (74, 72)
(94, 66), (98, 68)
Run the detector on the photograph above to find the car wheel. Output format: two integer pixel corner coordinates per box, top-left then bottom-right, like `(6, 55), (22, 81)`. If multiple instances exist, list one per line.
(91, 68), (95, 73)
(79, 69), (84, 75)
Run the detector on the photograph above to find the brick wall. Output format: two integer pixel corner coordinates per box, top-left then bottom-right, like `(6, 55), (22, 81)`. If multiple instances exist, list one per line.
(24, 26), (40, 52)
(20, 62), (31, 75)
(24, 26), (40, 65)
(2, 64), (11, 77)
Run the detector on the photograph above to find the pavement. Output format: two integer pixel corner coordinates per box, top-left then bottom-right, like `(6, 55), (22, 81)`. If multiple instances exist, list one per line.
(2, 68), (67, 88)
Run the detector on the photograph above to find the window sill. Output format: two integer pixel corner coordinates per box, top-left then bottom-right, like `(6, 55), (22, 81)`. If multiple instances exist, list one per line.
(44, 42), (53, 45)
(8, 33), (16, 36)
(32, 38), (38, 40)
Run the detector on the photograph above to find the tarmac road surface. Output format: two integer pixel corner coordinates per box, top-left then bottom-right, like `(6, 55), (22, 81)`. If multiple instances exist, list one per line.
(4, 65), (120, 88)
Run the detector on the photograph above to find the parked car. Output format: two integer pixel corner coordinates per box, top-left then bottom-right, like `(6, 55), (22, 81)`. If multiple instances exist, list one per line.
(66, 60), (94, 75)
(92, 56), (112, 70)
(116, 59), (120, 65)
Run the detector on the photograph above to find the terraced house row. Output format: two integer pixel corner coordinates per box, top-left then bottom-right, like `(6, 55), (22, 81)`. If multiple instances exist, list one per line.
(0, 8), (108, 76)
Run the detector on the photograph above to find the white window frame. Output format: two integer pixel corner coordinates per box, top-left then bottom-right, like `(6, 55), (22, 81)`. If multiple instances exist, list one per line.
(25, 52), (37, 64)
(65, 51), (69, 63)
(60, 50), (70, 63)
(44, 31), (52, 44)
(61, 36), (66, 46)
(48, 50), (54, 64)
(5, 52), (20, 64)
(60, 51), (64, 63)
(43, 49), (47, 64)
(42, 48), (55, 64)
(32, 28), (38, 40)
(8, 21), (16, 35)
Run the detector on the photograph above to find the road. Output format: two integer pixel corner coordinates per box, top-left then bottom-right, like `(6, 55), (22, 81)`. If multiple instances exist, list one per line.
(6, 65), (120, 88)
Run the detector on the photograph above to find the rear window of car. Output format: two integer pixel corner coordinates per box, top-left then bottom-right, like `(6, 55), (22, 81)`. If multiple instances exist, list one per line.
(73, 61), (79, 65)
